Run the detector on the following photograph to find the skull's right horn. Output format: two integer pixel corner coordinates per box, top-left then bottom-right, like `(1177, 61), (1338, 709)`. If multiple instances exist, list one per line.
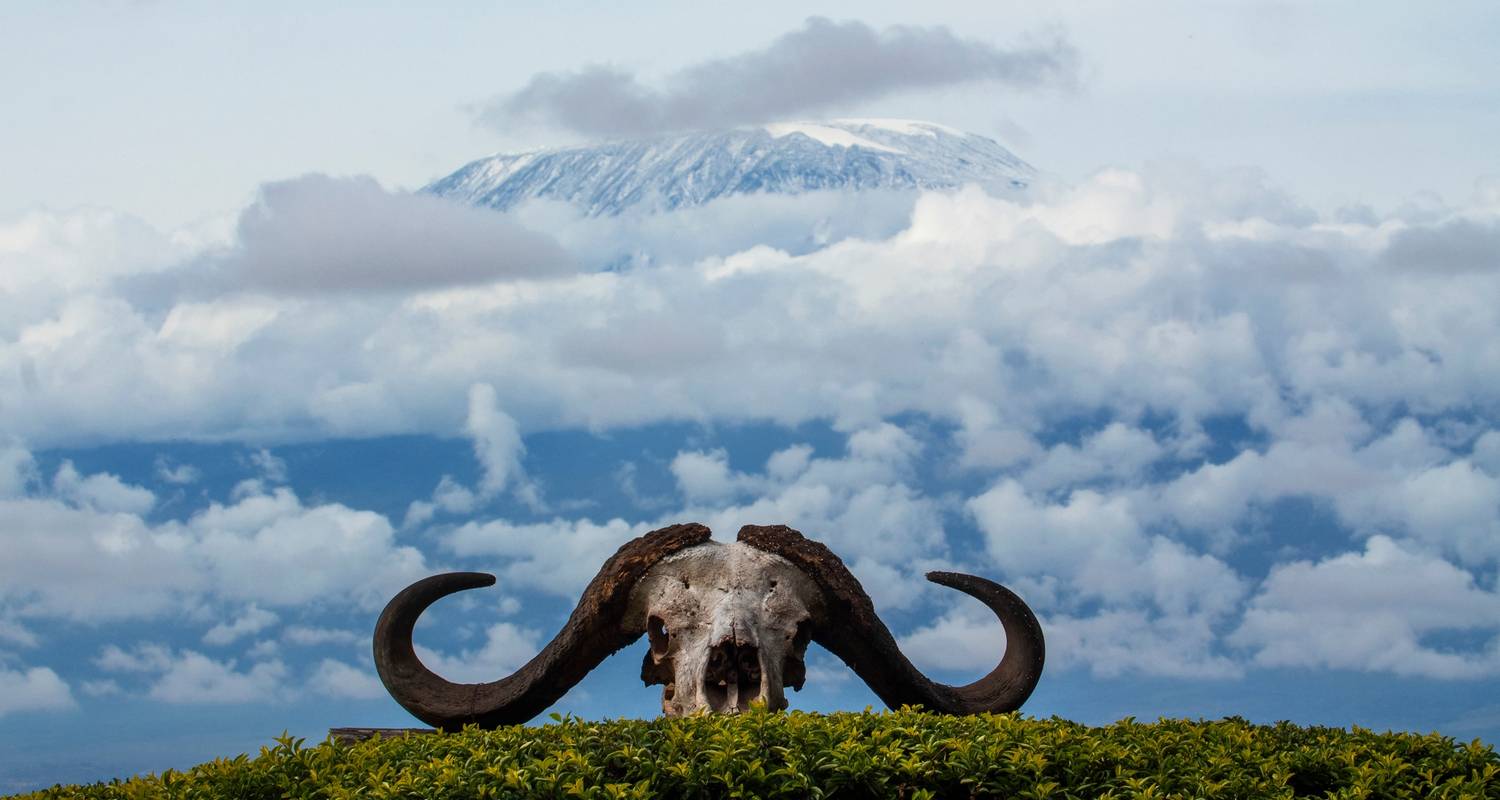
(737, 524), (1045, 714)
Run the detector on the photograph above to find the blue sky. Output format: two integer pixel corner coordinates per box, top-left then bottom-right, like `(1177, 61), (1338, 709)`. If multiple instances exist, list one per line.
(4, 1), (1500, 792)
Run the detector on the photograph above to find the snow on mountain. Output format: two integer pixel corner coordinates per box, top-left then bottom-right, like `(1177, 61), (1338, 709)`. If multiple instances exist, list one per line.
(424, 119), (1035, 216)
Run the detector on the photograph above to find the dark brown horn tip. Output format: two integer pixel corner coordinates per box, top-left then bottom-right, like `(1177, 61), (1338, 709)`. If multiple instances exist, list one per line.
(925, 569), (1046, 713)
(925, 570), (977, 590)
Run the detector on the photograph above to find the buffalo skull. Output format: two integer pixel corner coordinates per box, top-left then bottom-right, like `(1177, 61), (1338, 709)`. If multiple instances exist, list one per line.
(373, 524), (1044, 729)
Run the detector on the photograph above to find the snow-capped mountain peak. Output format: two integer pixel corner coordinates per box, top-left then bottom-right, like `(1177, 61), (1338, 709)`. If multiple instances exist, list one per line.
(424, 119), (1034, 216)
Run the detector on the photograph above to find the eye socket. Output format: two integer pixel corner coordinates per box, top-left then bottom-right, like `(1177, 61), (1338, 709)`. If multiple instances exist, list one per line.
(787, 619), (811, 651)
(647, 615), (669, 655)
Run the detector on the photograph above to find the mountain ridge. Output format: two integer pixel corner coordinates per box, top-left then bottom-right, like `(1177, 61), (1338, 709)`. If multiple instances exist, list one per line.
(424, 119), (1035, 216)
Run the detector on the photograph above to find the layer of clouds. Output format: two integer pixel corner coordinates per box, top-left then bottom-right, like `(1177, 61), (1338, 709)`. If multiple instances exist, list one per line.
(443, 422), (944, 611)
(97, 643), (289, 705)
(507, 188), (923, 270)
(0, 451), (428, 622)
(94, 642), (393, 704)
(5, 158), (1500, 685)
(483, 17), (1077, 138)
(149, 652), (289, 704)
(1230, 536), (1500, 678)
(958, 479), (1246, 678)
(1133, 413), (1500, 567)
(7, 165), (1499, 448)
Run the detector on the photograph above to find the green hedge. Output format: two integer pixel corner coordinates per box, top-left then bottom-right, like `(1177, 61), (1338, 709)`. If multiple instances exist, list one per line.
(15, 709), (1499, 799)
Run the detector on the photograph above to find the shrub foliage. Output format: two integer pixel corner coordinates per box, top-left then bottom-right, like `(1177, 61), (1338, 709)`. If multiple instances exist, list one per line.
(15, 709), (1499, 799)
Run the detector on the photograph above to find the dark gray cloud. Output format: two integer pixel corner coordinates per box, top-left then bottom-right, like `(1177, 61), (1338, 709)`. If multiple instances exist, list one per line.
(481, 17), (1078, 139)
(1381, 218), (1500, 274)
(226, 175), (576, 293)
(126, 175), (575, 300)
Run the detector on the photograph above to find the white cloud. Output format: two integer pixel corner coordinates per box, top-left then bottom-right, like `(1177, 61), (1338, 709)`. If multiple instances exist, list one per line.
(1020, 423), (1165, 492)
(1474, 431), (1500, 477)
(1041, 610), (1242, 679)
(282, 626), (363, 648)
(0, 442), (37, 498)
(246, 640), (281, 660)
(444, 424), (944, 609)
(51, 461), (155, 515)
(1137, 415), (1500, 566)
(414, 622), (542, 684)
(308, 659), (386, 700)
(903, 604), (1241, 680)
(202, 605), (279, 646)
(466, 383), (533, 503)
(248, 448), (287, 483)
(511, 188), (922, 271)
(765, 444), (814, 482)
(96, 643), (174, 673)
(0, 663), (76, 716)
(0, 452), (428, 622)
(671, 449), (758, 504)
(188, 486), (427, 609)
(148, 651), (288, 705)
(154, 455), (201, 486)
(0, 208), (186, 343)
(801, 653), (853, 689)
(965, 479), (1247, 677)
(79, 679), (121, 698)
(405, 384), (538, 527)
(971, 481), (1142, 590)
(1231, 536), (1500, 678)
(403, 475), (479, 528)
(445, 516), (648, 597)
(1338, 460), (1500, 567)
(94, 642), (385, 705)
(0, 619), (37, 648)
(679, 424), (945, 609)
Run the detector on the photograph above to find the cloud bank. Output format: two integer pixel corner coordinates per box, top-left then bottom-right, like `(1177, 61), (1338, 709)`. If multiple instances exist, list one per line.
(3, 159), (1500, 700)
(482, 17), (1078, 138)
(6, 165), (1497, 448)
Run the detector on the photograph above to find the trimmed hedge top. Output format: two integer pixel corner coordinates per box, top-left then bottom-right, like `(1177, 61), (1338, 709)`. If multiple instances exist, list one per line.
(15, 709), (1500, 799)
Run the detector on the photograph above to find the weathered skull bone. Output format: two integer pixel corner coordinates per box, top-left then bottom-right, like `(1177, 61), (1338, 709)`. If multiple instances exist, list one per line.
(628, 541), (820, 715)
(373, 523), (1044, 730)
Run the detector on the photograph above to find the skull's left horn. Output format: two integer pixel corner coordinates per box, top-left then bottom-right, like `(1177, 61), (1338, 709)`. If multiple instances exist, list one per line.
(373, 523), (711, 729)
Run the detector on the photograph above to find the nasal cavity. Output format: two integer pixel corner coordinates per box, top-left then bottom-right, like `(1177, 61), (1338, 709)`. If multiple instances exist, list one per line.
(703, 640), (761, 712)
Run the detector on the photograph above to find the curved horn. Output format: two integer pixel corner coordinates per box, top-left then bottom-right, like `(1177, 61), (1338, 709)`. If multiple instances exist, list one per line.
(736, 524), (1044, 714)
(374, 522), (711, 729)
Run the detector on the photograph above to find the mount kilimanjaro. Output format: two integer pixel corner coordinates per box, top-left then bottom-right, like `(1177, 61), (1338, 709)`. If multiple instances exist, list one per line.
(424, 119), (1035, 216)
